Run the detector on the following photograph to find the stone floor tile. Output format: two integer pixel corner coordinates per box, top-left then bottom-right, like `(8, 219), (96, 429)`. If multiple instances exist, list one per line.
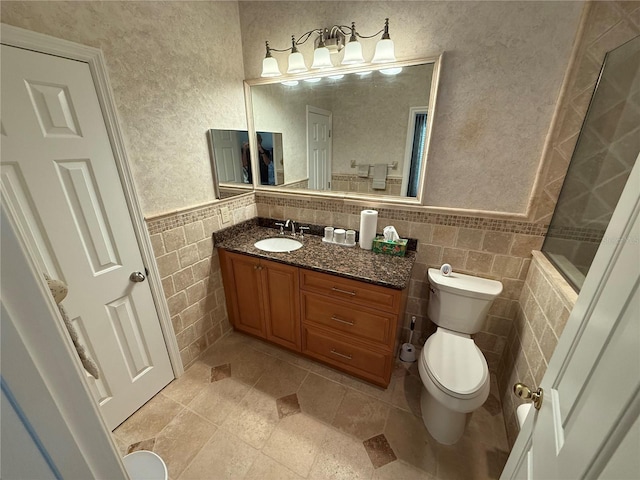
(114, 393), (184, 446)
(383, 407), (438, 476)
(372, 459), (436, 480)
(309, 427), (374, 480)
(332, 389), (389, 440)
(152, 409), (217, 479)
(253, 358), (308, 398)
(229, 347), (280, 386)
(391, 373), (422, 416)
(210, 363), (231, 382)
(308, 362), (347, 383)
(363, 434), (397, 469)
(161, 361), (211, 405)
(297, 372), (347, 424)
(244, 452), (303, 480)
(178, 428), (257, 480)
(262, 413), (331, 477)
(339, 374), (396, 403)
(187, 377), (250, 426)
(276, 393), (301, 419)
(126, 437), (155, 454)
(221, 387), (280, 449)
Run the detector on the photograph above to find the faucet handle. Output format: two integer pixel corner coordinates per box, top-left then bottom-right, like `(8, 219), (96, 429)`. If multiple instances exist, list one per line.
(274, 222), (285, 235)
(299, 226), (310, 239)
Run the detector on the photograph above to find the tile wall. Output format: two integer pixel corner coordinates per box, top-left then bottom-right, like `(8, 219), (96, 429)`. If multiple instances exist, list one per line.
(331, 175), (404, 196)
(145, 194), (257, 368)
(498, 252), (577, 447)
(255, 194), (547, 373)
(498, 0), (639, 447)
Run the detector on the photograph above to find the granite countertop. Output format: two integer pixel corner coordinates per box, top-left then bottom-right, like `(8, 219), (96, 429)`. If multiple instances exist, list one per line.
(213, 221), (416, 290)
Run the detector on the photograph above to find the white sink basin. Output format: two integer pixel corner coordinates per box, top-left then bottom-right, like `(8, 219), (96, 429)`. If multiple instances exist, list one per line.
(254, 237), (303, 253)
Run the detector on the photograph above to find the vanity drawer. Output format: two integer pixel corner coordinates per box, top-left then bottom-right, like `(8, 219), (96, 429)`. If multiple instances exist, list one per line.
(300, 269), (401, 314)
(301, 292), (393, 348)
(302, 326), (389, 386)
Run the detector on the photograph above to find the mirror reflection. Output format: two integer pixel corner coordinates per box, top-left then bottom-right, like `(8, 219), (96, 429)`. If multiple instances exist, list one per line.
(247, 60), (436, 198)
(208, 129), (283, 197)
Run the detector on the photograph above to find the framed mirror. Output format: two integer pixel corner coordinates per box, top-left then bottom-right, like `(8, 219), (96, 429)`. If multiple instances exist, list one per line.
(244, 56), (441, 203)
(207, 129), (283, 199)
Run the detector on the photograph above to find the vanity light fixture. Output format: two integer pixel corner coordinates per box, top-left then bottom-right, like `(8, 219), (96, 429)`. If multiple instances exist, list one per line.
(328, 74), (345, 80)
(281, 80), (299, 86)
(303, 77), (322, 83)
(260, 18), (396, 78)
(380, 67), (403, 75)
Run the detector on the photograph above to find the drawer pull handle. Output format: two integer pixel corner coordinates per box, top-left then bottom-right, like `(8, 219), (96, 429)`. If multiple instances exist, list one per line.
(330, 349), (352, 360)
(331, 287), (356, 296)
(331, 316), (354, 326)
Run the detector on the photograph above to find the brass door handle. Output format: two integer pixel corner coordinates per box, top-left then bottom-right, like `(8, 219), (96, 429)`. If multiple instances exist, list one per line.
(513, 382), (544, 410)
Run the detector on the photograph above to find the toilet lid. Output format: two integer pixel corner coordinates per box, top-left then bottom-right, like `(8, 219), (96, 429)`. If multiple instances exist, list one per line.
(424, 330), (488, 398)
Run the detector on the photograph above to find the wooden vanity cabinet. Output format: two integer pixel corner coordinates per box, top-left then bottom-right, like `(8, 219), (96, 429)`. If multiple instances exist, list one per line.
(219, 250), (300, 351)
(299, 270), (407, 387)
(219, 249), (408, 387)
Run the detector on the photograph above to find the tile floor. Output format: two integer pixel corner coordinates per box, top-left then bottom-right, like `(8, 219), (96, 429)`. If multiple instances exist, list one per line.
(113, 332), (510, 480)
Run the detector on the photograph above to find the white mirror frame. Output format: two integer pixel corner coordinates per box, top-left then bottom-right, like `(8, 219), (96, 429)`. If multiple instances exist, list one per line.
(243, 54), (443, 206)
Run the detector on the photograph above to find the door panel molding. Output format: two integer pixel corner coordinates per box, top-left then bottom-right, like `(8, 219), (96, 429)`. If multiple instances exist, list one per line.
(0, 23), (182, 376)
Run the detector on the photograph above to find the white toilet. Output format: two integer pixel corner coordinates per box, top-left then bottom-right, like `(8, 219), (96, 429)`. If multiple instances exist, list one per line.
(418, 268), (503, 445)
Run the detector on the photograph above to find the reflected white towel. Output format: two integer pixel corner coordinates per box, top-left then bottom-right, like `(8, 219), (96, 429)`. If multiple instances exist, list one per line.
(357, 164), (369, 177)
(372, 164), (387, 190)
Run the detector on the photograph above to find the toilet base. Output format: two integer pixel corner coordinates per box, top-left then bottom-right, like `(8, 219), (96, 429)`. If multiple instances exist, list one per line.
(420, 385), (469, 445)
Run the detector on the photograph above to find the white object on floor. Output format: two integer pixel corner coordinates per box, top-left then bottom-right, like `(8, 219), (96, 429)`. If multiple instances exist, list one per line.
(122, 451), (167, 480)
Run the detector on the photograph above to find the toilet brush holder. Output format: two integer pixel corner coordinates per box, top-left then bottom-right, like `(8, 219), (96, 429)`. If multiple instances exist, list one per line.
(400, 343), (416, 362)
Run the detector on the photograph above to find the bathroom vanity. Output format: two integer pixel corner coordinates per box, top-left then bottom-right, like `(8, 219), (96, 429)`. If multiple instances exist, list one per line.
(215, 221), (414, 387)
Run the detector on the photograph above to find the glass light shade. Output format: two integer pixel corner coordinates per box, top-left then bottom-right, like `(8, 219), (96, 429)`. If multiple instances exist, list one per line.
(303, 77), (321, 83)
(356, 71), (372, 76)
(261, 56), (281, 77)
(311, 46), (333, 69)
(328, 74), (344, 80)
(341, 41), (365, 65)
(380, 67), (403, 75)
(281, 80), (299, 86)
(371, 38), (396, 63)
(287, 51), (307, 73)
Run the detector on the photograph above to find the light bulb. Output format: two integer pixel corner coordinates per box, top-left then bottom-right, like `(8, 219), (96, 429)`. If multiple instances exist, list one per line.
(342, 40), (365, 65)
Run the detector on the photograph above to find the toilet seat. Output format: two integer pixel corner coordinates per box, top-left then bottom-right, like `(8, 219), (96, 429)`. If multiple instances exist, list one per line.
(423, 329), (488, 399)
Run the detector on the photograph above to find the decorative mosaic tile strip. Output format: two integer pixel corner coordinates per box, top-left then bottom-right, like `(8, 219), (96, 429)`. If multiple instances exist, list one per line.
(146, 194), (255, 234)
(331, 174), (403, 184)
(546, 225), (605, 242)
(255, 194), (548, 236)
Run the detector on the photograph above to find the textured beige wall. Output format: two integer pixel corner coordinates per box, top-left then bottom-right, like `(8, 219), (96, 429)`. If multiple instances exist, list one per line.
(239, 1), (584, 214)
(1, 1), (247, 217)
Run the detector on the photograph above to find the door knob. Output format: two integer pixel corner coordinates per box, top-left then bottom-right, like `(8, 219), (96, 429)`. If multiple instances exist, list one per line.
(129, 271), (146, 283)
(513, 382), (543, 410)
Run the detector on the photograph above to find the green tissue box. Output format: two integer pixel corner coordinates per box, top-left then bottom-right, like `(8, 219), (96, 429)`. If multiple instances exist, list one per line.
(372, 237), (408, 257)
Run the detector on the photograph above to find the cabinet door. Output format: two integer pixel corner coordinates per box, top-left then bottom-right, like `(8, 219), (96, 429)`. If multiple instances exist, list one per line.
(222, 251), (266, 337)
(261, 259), (301, 351)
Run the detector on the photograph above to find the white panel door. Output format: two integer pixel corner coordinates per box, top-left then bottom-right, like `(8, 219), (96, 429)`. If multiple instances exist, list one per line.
(501, 157), (640, 479)
(212, 129), (243, 182)
(0, 45), (174, 430)
(307, 107), (331, 190)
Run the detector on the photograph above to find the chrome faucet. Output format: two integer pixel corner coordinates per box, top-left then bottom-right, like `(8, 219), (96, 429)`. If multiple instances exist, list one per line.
(284, 219), (296, 236)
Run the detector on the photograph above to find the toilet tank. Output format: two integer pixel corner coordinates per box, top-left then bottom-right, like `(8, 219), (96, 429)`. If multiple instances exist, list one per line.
(427, 268), (503, 334)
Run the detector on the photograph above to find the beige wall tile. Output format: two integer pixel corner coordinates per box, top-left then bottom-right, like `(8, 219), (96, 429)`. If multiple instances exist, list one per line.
(184, 221), (206, 244)
(156, 251), (180, 277)
(432, 225), (458, 246)
(178, 244), (200, 268)
(167, 292), (188, 317)
(510, 234), (544, 257)
(466, 251), (494, 273)
(442, 247), (467, 270)
(163, 227), (186, 252)
(492, 255), (523, 278)
(150, 233), (165, 256)
(482, 232), (514, 254)
(173, 267), (195, 292)
(456, 228), (484, 250)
